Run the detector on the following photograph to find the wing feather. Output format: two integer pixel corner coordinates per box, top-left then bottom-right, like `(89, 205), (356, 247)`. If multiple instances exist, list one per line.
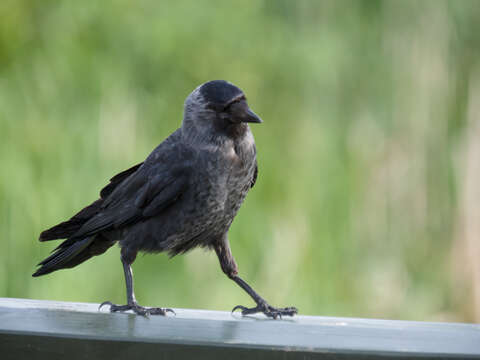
(70, 137), (192, 240)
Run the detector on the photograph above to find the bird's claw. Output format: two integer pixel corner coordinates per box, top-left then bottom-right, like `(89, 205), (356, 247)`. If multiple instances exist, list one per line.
(232, 303), (298, 319)
(99, 301), (175, 316)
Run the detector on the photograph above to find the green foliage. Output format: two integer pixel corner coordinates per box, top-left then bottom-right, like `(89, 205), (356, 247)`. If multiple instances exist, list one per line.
(1, 0), (479, 321)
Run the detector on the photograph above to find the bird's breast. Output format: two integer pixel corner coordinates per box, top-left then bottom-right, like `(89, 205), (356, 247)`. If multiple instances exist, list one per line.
(158, 135), (256, 250)
(223, 138), (256, 213)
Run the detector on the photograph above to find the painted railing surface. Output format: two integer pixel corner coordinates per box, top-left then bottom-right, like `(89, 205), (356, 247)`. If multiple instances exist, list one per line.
(0, 298), (479, 359)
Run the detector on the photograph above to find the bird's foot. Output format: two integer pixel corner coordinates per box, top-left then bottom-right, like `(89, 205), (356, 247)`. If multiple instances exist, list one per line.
(232, 301), (298, 319)
(99, 301), (175, 316)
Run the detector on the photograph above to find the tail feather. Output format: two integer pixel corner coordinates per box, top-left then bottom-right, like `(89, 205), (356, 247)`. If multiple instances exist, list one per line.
(39, 200), (102, 241)
(34, 163), (143, 275)
(32, 236), (114, 277)
(33, 237), (94, 277)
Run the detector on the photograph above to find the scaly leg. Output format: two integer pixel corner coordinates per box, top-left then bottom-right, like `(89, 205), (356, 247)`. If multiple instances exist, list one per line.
(99, 247), (174, 316)
(214, 238), (297, 319)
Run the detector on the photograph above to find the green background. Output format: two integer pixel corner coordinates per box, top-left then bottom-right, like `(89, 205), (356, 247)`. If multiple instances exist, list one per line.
(1, 0), (479, 322)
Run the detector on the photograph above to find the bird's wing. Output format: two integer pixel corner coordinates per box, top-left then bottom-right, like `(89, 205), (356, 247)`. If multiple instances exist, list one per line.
(70, 133), (192, 239)
(38, 163), (144, 242)
(70, 165), (189, 239)
(100, 162), (144, 199)
(250, 143), (258, 188)
(251, 161), (258, 188)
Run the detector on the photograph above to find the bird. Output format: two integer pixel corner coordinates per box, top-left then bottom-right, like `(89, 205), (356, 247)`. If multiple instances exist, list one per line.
(33, 80), (298, 319)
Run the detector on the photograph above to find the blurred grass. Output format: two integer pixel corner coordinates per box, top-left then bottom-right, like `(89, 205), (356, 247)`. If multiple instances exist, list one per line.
(1, 0), (480, 322)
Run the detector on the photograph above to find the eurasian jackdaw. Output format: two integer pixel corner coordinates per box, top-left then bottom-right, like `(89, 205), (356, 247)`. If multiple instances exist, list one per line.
(33, 80), (297, 319)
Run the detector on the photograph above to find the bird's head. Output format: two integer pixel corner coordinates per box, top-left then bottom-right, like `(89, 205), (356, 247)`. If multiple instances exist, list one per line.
(182, 80), (262, 142)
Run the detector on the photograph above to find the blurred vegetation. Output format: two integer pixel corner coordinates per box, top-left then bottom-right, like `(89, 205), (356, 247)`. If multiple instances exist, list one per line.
(1, 0), (479, 322)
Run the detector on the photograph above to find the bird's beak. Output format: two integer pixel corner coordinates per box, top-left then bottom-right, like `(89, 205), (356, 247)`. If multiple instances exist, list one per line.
(243, 108), (263, 123)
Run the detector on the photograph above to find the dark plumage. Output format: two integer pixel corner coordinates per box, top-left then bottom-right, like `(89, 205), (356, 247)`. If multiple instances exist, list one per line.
(34, 80), (297, 318)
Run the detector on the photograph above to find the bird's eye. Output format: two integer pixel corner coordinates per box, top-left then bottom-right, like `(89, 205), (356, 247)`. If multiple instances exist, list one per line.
(222, 101), (236, 112)
(223, 95), (246, 112)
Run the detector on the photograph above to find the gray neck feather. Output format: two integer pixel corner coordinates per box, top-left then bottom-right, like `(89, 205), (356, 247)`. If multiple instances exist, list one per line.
(181, 87), (255, 165)
(181, 88), (228, 147)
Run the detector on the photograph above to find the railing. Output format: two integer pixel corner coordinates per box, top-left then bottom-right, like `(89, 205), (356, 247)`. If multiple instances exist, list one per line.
(0, 298), (479, 359)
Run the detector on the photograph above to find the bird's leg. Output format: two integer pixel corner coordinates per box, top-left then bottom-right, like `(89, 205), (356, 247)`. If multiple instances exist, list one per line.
(214, 239), (297, 319)
(99, 247), (174, 316)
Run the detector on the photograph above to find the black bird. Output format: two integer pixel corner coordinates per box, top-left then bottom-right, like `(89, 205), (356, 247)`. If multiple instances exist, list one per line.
(33, 80), (297, 319)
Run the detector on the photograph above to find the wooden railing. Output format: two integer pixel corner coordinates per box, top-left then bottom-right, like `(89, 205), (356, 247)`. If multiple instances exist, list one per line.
(0, 298), (479, 359)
